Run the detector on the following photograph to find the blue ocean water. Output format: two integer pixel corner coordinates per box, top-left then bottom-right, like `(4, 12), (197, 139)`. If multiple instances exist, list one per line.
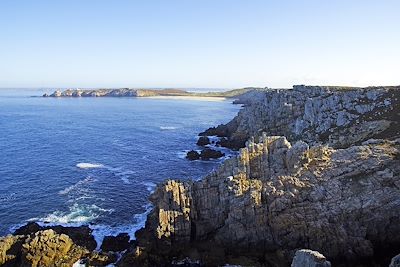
(0, 89), (240, 243)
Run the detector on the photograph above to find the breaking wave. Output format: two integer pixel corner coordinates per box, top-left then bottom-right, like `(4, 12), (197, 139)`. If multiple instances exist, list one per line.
(76, 163), (104, 169)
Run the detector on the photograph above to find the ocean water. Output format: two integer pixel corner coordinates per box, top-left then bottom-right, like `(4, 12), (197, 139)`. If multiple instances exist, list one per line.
(0, 89), (240, 243)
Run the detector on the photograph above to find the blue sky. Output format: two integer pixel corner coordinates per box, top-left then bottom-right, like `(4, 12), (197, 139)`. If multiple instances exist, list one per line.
(0, 0), (399, 88)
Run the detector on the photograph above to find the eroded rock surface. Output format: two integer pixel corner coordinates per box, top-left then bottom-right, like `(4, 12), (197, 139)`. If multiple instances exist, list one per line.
(135, 134), (400, 266)
(204, 85), (400, 150)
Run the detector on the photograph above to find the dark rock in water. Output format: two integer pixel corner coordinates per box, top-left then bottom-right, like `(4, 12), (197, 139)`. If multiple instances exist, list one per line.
(186, 150), (200, 160)
(196, 136), (210, 146)
(199, 124), (230, 137)
(14, 222), (42, 235)
(101, 233), (130, 252)
(200, 148), (224, 160)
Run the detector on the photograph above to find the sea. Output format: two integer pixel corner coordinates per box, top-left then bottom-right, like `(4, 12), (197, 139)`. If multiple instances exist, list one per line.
(0, 88), (240, 245)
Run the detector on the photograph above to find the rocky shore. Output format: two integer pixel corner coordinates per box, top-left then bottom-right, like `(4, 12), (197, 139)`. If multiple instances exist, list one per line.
(2, 85), (400, 266)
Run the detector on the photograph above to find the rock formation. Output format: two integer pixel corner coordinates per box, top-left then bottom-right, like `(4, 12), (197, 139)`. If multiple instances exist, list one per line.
(130, 85), (400, 266)
(202, 85), (400, 150)
(0, 224), (117, 266)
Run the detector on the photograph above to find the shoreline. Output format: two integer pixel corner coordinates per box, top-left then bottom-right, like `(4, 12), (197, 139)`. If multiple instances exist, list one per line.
(1, 85), (400, 267)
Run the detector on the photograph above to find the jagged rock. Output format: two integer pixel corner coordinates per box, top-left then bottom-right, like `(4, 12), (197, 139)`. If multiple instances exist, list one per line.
(0, 235), (24, 266)
(390, 254), (400, 267)
(142, 134), (400, 265)
(101, 233), (130, 252)
(199, 148), (224, 160)
(186, 150), (200, 160)
(291, 249), (331, 267)
(21, 229), (89, 266)
(14, 222), (97, 251)
(196, 136), (210, 146)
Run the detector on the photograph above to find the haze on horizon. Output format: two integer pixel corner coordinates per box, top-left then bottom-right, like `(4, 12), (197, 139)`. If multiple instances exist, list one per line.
(0, 0), (399, 89)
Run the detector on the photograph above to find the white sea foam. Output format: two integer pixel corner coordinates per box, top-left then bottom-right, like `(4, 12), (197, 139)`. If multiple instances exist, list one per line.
(159, 126), (177, 130)
(59, 176), (96, 195)
(76, 163), (104, 169)
(90, 203), (153, 249)
(31, 203), (114, 224)
(142, 181), (156, 193)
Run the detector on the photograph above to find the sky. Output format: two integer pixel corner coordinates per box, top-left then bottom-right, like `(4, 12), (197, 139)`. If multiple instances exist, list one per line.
(0, 0), (399, 89)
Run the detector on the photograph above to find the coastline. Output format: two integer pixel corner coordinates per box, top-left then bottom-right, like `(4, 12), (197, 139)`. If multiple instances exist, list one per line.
(1, 85), (400, 267)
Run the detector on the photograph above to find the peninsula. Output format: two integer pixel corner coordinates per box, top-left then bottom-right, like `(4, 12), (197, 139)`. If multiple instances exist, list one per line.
(42, 88), (255, 98)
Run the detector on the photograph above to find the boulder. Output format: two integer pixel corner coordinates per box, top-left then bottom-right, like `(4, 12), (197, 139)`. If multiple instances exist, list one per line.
(196, 136), (210, 146)
(186, 150), (200, 160)
(200, 148), (224, 160)
(291, 249), (331, 267)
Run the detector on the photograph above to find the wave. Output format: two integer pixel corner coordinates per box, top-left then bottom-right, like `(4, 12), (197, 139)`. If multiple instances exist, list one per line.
(142, 181), (156, 193)
(30, 203), (114, 224)
(159, 126), (177, 130)
(76, 163), (104, 169)
(59, 176), (96, 195)
(91, 203), (153, 247)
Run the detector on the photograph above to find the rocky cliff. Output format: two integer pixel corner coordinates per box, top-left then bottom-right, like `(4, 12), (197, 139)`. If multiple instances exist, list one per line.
(129, 85), (400, 266)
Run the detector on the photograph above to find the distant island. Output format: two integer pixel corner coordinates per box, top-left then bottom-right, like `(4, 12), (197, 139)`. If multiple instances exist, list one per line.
(42, 88), (257, 98)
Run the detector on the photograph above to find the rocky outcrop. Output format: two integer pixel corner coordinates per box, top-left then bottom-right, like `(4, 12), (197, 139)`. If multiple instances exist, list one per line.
(203, 85), (400, 150)
(0, 224), (117, 266)
(186, 150), (201, 160)
(291, 249), (331, 267)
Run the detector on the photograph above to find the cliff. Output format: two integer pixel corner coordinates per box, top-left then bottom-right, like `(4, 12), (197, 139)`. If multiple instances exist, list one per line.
(128, 85), (400, 266)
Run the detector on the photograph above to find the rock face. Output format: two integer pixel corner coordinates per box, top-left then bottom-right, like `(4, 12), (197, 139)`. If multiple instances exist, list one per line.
(205, 85), (400, 150)
(291, 249), (331, 267)
(132, 86), (400, 266)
